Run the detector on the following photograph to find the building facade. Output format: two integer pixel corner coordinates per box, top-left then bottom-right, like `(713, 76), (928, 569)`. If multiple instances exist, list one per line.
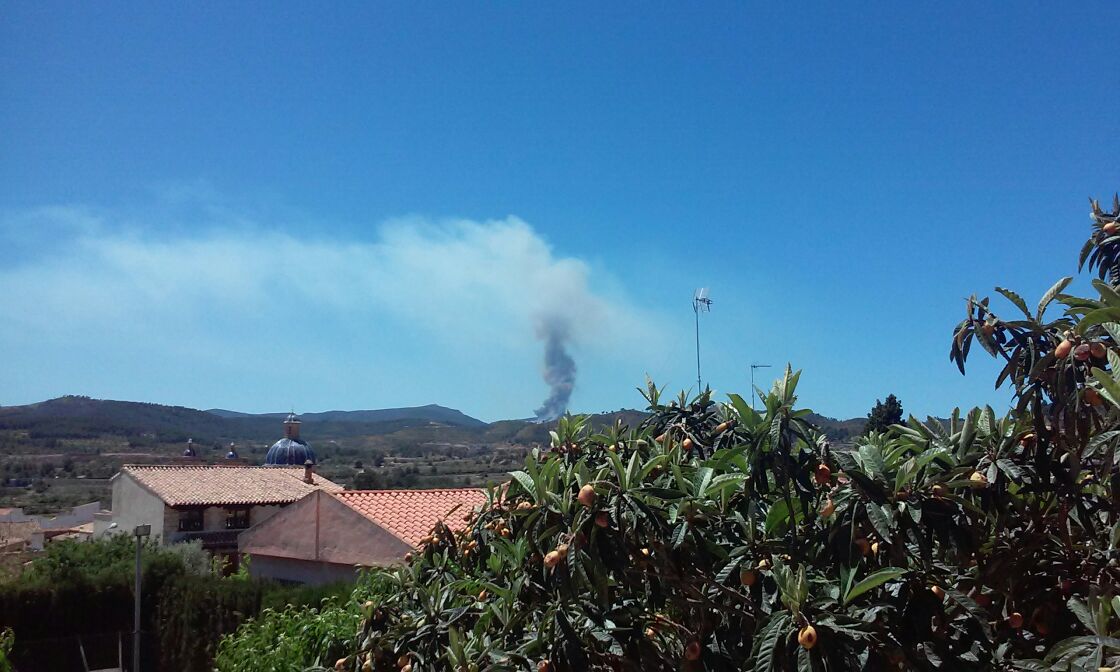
(239, 488), (486, 584)
(101, 463), (342, 568)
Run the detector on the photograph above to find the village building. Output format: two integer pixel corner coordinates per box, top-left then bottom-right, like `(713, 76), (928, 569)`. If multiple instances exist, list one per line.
(98, 462), (342, 567)
(96, 413), (489, 579)
(2, 502), (100, 551)
(238, 487), (486, 584)
(95, 413), (341, 568)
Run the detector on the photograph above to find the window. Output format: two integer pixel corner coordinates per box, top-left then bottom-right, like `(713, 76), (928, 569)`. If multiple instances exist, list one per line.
(178, 509), (203, 532)
(225, 508), (250, 530)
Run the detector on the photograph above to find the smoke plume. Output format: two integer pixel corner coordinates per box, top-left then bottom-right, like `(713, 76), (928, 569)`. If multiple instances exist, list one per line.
(0, 202), (664, 419)
(534, 318), (576, 421)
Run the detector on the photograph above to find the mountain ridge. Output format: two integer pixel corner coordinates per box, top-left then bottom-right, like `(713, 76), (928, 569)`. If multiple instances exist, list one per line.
(0, 395), (870, 444)
(204, 403), (486, 427)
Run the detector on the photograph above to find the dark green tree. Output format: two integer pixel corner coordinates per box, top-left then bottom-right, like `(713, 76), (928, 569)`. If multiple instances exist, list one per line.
(863, 393), (903, 434)
(352, 470), (384, 490)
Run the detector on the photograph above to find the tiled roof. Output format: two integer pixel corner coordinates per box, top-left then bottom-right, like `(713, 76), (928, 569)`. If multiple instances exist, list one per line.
(334, 489), (488, 547)
(121, 464), (342, 507)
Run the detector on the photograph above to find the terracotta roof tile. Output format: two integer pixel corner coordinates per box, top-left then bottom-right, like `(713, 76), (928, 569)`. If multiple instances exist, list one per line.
(334, 489), (488, 547)
(121, 464), (342, 507)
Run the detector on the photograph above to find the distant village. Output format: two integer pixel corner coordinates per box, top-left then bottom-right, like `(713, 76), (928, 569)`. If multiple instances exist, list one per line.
(1, 413), (485, 584)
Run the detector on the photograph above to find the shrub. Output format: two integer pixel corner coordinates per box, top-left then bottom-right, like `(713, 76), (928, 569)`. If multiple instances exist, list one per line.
(0, 628), (13, 672)
(321, 195), (1120, 671)
(215, 572), (394, 672)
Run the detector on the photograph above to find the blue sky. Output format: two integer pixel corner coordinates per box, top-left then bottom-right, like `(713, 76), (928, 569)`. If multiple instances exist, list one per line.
(1, 2), (1118, 422)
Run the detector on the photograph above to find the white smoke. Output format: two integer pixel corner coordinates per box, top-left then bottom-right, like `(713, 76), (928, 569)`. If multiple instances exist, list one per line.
(0, 205), (658, 416)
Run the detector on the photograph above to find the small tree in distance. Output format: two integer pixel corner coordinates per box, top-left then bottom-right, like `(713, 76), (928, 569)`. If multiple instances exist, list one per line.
(863, 393), (903, 435)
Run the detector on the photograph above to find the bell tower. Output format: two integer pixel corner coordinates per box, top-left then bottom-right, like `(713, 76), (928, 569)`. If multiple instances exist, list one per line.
(283, 413), (301, 440)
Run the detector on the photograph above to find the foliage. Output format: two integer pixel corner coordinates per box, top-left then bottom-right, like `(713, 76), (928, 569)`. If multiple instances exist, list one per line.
(0, 628), (12, 672)
(156, 566), (353, 671)
(863, 394), (903, 435)
(307, 195), (1120, 671)
(215, 573), (393, 672)
(18, 532), (198, 589)
(0, 535), (355, 672)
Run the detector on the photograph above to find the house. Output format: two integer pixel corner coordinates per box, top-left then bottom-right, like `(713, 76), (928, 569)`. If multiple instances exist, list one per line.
(95, 412), (341, 568)
(238, 488), (487, 584)
(1, 503), (101, 551)
(100, 462), (342, 568)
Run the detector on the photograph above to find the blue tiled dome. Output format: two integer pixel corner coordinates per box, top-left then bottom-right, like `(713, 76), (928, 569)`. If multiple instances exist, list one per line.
(265, 438), (315, 465)
(265, 412), (315, 465)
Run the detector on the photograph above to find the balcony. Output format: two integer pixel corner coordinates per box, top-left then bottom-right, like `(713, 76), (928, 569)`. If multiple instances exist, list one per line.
(168, 529), (241, 550)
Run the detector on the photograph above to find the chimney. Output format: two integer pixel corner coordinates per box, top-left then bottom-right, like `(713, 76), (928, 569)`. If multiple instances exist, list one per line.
(303, 459), (314, 484)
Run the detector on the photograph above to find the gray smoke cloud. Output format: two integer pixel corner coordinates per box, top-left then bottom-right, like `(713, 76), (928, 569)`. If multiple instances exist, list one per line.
(533, 318), (576, 422)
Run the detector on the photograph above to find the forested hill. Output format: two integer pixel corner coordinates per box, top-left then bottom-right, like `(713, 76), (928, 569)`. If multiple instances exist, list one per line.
(0, 396), (486, 444)
(0, 396), (868, 446)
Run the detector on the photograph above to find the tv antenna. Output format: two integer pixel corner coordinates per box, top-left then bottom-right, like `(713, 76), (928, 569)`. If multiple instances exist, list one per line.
(750, 363), (772, 411)
(693, 288), (713, 393)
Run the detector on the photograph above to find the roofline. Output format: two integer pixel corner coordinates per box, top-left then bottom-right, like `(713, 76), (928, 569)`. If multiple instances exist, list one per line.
(168, 499), (305, 508)
(118, 464), (342, 507)
(120, 464), (309, 469)
(335, 487), (486, 495)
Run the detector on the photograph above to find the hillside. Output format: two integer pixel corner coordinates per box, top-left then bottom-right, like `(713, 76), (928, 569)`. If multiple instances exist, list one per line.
(0, 396), (868, 514)
(205, 404), (486, 428)
(0, 396), (484, 444)
(0, 397), (864, 449)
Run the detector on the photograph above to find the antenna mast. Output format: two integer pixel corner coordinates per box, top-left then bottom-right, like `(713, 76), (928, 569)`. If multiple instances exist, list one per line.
(693, 288), (713, 393)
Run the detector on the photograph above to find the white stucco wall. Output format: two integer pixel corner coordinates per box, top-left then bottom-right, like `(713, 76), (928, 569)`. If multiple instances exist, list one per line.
(108, 473), (168, 542)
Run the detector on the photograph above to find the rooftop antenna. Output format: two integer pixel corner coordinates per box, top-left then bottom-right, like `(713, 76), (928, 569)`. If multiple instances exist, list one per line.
(750, 363), (772, 411)
(693, 288), (713, 393)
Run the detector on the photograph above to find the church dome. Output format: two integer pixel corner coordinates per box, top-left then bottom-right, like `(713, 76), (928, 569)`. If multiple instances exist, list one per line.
(265, 438), (315, 465)
(264, 413), (315, 465)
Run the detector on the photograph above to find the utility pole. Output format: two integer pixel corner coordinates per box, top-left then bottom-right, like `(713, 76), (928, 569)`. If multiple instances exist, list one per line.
(750, 363), (772, 411)
(133, 524), (150, 671)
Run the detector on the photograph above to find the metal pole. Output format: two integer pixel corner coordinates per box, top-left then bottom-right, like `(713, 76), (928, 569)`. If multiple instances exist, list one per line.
(751, 366), (755, 412)
(694, 304), (702, 393)
(134, 533), (141, 672)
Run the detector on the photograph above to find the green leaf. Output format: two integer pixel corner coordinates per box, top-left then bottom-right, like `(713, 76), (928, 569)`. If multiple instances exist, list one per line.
(865, 503), (893, 540)
(764, 499), (792, 535)
(751, 612), (791, 672)
(1076, 307), (1120, 334)
(695, 467), (714, 498)
(1038, 276), (1073, 320)
(509, 471), (538, 502)
(1102, 322), (1120, 344)
(958, 410), (976, 454)
(1092, 279), (1120, 308)
(1091, 369), (1120, 407)
(995, 458), (1023, 482)
(605, 449), (627, 491)
(995, 287), (1031, 317)
(1067, 598), (1098, 634)
(943, 587), (993, 641)
(843, 567), (906, 604)
(671, 521), (689, 549)
(857, 443), (886, 479)
(728, 393), (763, 429)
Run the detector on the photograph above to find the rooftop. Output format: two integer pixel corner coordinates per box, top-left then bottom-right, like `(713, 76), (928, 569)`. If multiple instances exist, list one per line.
(334, 488), (488, 547)
(120, 464), (342, 507)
